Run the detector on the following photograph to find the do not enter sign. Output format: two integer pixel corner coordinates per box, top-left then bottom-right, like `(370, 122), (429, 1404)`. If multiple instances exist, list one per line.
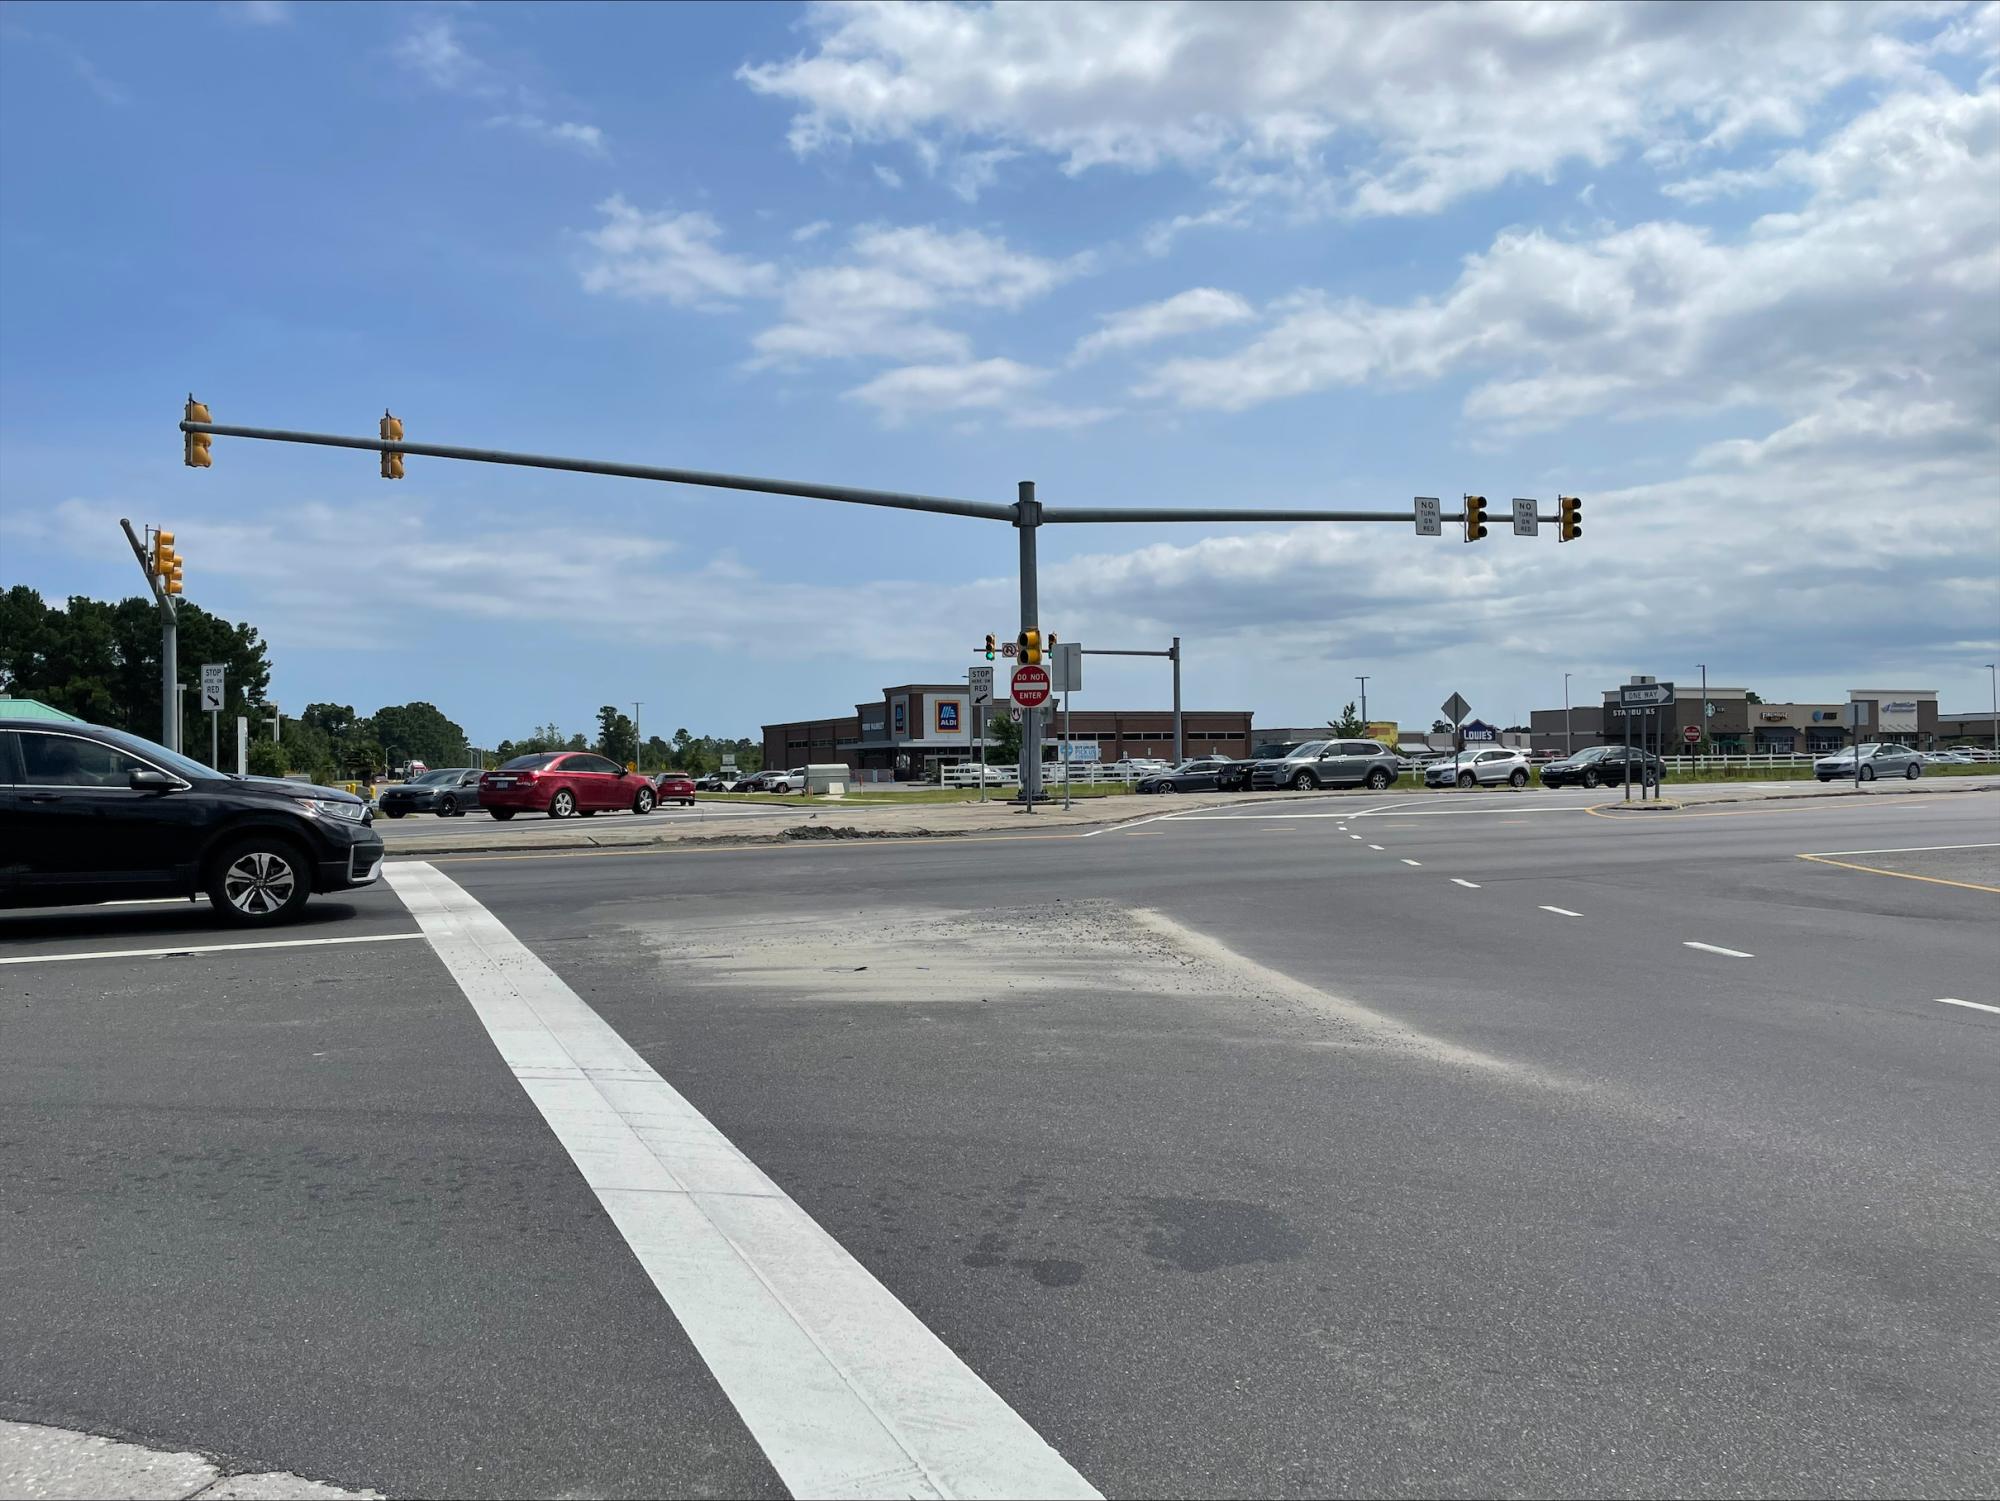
(1683, 724), (1701, 743)
(1011, 663), (1051, 708)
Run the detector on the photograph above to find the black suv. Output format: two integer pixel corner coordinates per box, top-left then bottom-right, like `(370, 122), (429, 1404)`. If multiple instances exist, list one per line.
(1539, 746), (1668, 789)
(0, 719), (384, 925)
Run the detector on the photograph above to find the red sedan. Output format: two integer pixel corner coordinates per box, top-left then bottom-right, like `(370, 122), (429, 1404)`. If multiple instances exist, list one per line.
(651, 772), (696, 806)
(479, 752), (658, 820)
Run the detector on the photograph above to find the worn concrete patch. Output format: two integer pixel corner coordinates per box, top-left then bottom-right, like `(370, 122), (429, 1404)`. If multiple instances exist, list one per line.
(0, 1420), (381, 1501)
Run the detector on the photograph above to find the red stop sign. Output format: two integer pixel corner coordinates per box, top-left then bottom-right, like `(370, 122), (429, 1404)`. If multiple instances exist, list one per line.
(1011, 663), (1051, 708)
(1684, 724), (1701, 743)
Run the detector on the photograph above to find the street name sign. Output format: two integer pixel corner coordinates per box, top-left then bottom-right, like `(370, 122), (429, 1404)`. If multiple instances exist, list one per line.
(1011, 663), (1052, 708)
(1441, 691), (1471, 725)
(200, 663), (225, 713)
(1414, 496), (1442, 536)
(968, 666), (994, 706)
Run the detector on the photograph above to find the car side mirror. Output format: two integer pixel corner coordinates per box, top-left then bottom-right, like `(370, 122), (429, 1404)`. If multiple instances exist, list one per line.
(130, 768), (179, 792)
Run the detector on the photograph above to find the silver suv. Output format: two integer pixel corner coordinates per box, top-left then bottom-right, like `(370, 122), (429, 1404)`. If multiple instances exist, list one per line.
(1249, 739), (1403, 791)
(1425, 748), (1531, 789)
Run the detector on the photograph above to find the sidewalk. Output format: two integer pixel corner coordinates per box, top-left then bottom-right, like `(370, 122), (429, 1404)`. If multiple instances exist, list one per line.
(0, 1420), (378, 1501)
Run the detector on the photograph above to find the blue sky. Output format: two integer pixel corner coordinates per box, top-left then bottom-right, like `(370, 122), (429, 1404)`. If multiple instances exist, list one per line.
(3, 0), (1996, 744)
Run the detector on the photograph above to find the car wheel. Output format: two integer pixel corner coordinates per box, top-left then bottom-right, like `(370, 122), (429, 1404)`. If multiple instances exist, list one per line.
(1367, 768), (1392, 790)
(205, 835), (313, 927)
(489, 809), (515, 821)
(1509, 769), (1528, 788)
(1291, 770), (1318, 790)
(1582, 769), (1601, 789)
(634, 787), (656, 814)
(1861, 765), (1876, 783)
(1160, 783), (1179, 794)
(1458, 772), (1476, 789)
(437, 794), (458, 817)
(385, 808), (405, 819)
(1905, 764), (1921, 780)
(549, 788), (577, 819)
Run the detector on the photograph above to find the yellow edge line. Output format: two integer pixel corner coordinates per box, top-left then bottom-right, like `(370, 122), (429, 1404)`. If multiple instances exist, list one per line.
(1795, 853), (2000, 894)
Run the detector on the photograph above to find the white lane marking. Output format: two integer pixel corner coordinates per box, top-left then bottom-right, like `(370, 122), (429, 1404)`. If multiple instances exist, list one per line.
(1936, 998), (2000, 1016)
(1168, 812), (1361, 823)
(1800, 842), (2000, 857)
(384, 862), (1096, 1501)
(1348, 834), (1362, 840)
(1086, 807), (1194, 837)
(1401, 859), (1422, 867)
(1684, 941), (1754, 958)
(1540, 906), (1583, 917)
(1367, 844), (1385, 851)
(102, 896), (201, 906)
(1351, 805), (1583, 818)
(1451, 878), (1481, 889)
(0, 933), (424, 967)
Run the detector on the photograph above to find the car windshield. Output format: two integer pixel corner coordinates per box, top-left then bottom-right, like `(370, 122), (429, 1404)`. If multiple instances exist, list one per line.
(500, 753), (563, 770)
(1252, 742), (1302, 759)
(84, 725), (228, 782)
(412, 770), (458, 784)
(1573, 747), (1612, 762)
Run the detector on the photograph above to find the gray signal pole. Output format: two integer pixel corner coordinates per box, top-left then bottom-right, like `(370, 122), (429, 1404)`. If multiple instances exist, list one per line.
(119, 519), (178, 750)
(1083, 640), (1185, 762)
(1986, 663), (1996, 760)
(179, 409), (1579, 804)
(1563, 672), (1573, 758)
(1356, 675), (1369, 730)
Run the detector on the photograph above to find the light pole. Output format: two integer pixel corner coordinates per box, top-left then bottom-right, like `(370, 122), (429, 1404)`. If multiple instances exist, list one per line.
(1355, 675), (1369, 731)
(1986, 663), (1996, 760)
(1563, 672), (1572, 758)
(1698, 662), (1707, 761)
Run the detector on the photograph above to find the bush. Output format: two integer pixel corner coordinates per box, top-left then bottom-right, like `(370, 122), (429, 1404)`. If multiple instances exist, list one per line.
(246, 739), (287, 778)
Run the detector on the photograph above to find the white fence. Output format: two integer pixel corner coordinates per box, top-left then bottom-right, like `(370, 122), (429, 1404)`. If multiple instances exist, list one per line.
(938, 762), (1165, 789)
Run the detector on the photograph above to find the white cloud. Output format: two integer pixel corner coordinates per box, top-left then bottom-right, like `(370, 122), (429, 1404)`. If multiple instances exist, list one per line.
(740, 1), (1944, 217)
(1071, 287), (1253, 364)
(874, 163), (904, 189)
(394, 15), (491, 94)
(579, 196), (778, 308)
(487, 114), (609, 157)
(845, 358), (1046, 423)
(227, 1), (291, 24)
(792, 219), (833, 242)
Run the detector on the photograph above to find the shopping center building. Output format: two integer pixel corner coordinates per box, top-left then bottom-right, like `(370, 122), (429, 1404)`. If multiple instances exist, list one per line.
(1529, 687), (1941, 757)
(763, 682), (1254, 782)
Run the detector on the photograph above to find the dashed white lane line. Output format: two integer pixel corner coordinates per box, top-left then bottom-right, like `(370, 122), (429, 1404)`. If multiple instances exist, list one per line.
(0, 933), (424, 966)
(1348, 834), (1363, 840)
(1936, 997), (2000, 1016)
(1367, 844), (1385, 851)
(1540, 906), (1583, 917)
(1451, 878), (1481, 889)
(385, 861), (1096, 1501)
(1401, 859), (1422, 866)
(1684, 941), (1754, 958)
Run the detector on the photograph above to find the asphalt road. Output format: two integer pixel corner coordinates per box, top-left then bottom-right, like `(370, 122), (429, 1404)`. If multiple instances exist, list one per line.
(3, 789), (1995, 1498)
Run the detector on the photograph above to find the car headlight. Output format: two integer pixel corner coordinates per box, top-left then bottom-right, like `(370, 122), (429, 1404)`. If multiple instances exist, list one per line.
(303, 798), (367, 822)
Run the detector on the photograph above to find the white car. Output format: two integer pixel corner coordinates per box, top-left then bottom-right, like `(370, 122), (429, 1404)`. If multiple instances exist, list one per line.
(1425, 748), (1531, 789)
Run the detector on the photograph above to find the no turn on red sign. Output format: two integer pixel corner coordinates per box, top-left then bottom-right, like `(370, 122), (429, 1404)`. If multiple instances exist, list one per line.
(1010, 663), (1051, 708)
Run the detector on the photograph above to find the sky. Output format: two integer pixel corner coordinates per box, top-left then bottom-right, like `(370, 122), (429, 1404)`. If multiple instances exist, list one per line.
(1, 0), (1996, 745)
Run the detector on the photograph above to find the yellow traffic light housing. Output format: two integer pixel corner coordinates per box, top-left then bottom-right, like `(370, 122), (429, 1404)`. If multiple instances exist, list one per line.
(152, 530), (176, 576)
(380, 411), (405, 480)
(166, 560), (184, 595)
(1558, 494), (1583, 542)
(183, 399), (212, 468)
(984, 633), (997, 661)
(1022, 627), (1042, 665)
(1463, 494), (1488, 542)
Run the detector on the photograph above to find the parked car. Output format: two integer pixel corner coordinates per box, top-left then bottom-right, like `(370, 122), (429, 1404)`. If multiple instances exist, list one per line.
(651, 772), (697, 805)
(1250, 740), (1403, 791)
(479, 752), (659, 819)
(0, 718), (382, 925)
(1538, 746), (1666, 789)
(1109, 757), (1172, 780)
(1425, 748), (1533, 788)
(695, 772), (734, 791)
(732, 770), (787, 792)
(377, 767), (485, 819)
(1220, 742), (1298, 790)
(1135, 757), (1237, 794)
(1923, 750), (1973, 766)
(1814, 743), (1923, 782)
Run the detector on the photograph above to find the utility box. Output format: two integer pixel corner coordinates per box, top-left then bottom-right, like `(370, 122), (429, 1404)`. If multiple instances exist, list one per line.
(805, 763), (848, 796)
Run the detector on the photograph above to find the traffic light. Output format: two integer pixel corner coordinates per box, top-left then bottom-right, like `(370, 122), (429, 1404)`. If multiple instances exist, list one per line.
(984, 633), (997, 661)
(1558, 494), (1583, 543)
(152, 530), (184, 595)
(1022, 628), (1042, 665)
(380, 411), (405, 480)
(1463, 494), (1487, 542)
(183, 398), (212, 469)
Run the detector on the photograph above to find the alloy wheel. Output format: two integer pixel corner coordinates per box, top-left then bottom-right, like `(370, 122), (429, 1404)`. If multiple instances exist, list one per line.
(223, 851), (296, 917)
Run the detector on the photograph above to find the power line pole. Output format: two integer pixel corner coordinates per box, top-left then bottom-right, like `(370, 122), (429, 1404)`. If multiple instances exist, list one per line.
(1355, 674), (1369, 731)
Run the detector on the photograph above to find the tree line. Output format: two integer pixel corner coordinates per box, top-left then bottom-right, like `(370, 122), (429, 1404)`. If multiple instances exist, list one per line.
(2, 588), (761, 782)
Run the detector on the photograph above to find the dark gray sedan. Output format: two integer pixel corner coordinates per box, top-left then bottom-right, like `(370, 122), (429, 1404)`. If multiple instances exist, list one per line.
(1136, 756), (1237, 793)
